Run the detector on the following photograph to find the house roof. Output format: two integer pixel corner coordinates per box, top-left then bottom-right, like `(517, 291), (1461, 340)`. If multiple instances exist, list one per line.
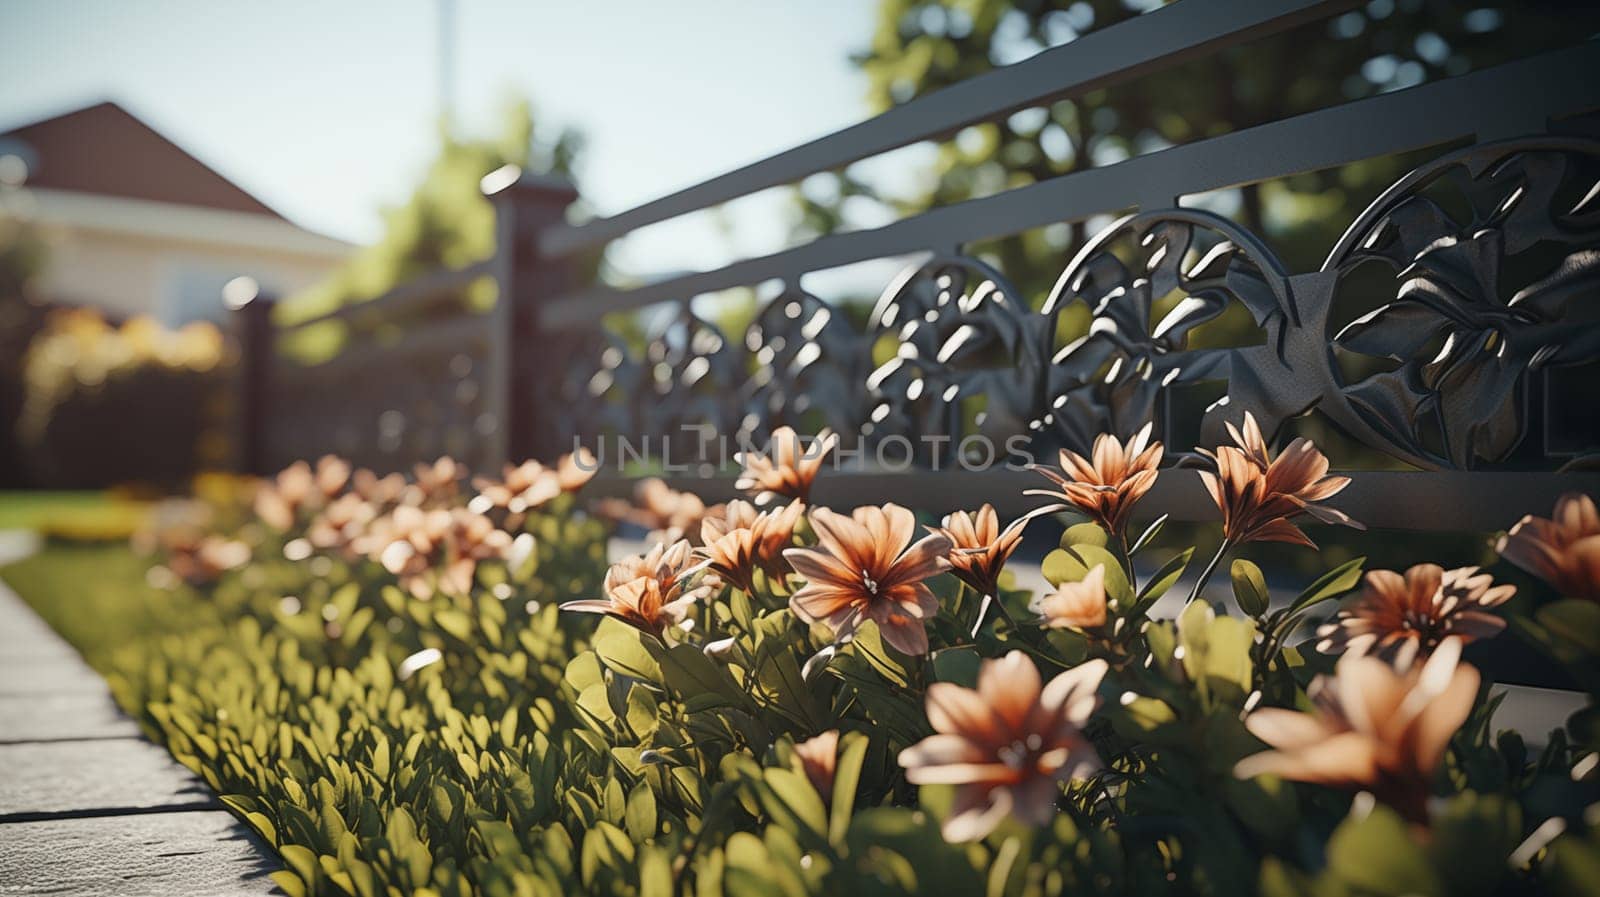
(0, 101), (285, 219)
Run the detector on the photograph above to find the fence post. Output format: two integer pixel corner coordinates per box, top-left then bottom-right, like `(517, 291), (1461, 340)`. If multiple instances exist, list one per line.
(225, 276), (276, 476)
(482, 165), (580, 467)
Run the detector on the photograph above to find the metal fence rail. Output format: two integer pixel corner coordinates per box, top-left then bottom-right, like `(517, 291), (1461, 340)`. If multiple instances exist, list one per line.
(538, 0), (1355, 259)
(234, 0), (1600, 533)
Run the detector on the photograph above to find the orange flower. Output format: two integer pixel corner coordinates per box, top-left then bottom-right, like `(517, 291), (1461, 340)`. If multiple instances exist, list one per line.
(1315, 564), (1513, 668)
(1031, 565), (1110, 633)
(784, 504), (950, 655)
(164, 534), (251, 586)
(404, 456), (464, 507)
(595, 478), (716, 545)
(561, 540), (706, 636)
(793, 729), (840, 799)
(308, 492), (379, 558)
(555, 448), (599, 493)
(1497, 493), (1600, 602)
(372, 506), (512, 599)
(1026, 424), (1162, 535)
(1197, 413), (1361, 548)
(697, 500), (803, 592)
(1235, 637), (1478, 824)
(736, 426), (837, 505)
(255, 455), (351, 531)
(899, 652), (1108, 842)
(352, 468), (406, 506)
(473, 460), (562, 516)
(931, 504), (1031, 598)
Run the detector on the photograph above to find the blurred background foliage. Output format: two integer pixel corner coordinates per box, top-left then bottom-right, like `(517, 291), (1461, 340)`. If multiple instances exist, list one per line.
(17, 309), (227, 490)
(276, 98), (585, 362)
(793, 0), (1597, 301)
(0, 180), (49, 489)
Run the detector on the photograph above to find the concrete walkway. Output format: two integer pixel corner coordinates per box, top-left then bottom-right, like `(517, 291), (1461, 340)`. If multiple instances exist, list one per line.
(0, 532), (279, 896)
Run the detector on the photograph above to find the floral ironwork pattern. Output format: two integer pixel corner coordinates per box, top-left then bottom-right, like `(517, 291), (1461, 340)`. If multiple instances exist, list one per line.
(557, 138), (1600, 470)
(1322, 138), (1600, 469)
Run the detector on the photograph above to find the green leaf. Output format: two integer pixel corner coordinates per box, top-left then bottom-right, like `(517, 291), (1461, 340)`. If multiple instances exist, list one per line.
(1231, 559), (1270, 618)
(1044, 628), (1089, 665)
(660, 644), (747, 706)
(594, 617), (663, 682)
(930, 646), (980, 688)
(625, 683), (660, 740)
(723, 832), (774, 895)
(1224, 775), (1298, 846)
(1289, 557), (1365, 615)
(752, 640), (820, 729)
(269, 871), (308, 897)
(1537, 600), (1600, 656)
(1177, 601), (1256, 706)
(580, 821), (635, 887)
(279, 844), (319, 886)
(1129, 513), (1169, 554)
(639, 845), (674, 897)
(625, 781), (657, 842)
(1060, 522), (1108, 550)
(1133, 547), (1194, 614)
(369, 736), (390, 779)
(987, 835), (1026, 897)
(565, 651), (605, 691)
(848, 621), (911, 687)
(1044, 544), (1133, 607)
(829, 731), (869, 843)
(1117, 695), (1177, 733)
(1542, 832), (1600, 897)
(433, 607), (473, 642)
(1325, 805), (1438, 896)
(761, 767), (828, 839)
(1427, 792), (1520, 896)
(1040, 549), (1077, 587)
(576, 682), (617, 731)
(245, 811), (277, 847)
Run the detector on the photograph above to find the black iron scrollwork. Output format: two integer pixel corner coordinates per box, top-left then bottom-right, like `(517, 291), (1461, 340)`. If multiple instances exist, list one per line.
(1322, 138), (1600, 469)
(558, 137), (1600, 469)
(863, 257), (1049, 465)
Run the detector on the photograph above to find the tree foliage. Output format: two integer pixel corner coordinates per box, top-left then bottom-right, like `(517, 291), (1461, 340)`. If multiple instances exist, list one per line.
(796, 0), (1597, 299)
(282, 99), (584, 325)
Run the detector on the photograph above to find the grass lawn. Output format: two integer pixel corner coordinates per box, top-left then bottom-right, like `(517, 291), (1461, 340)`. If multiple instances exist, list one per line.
(0, 543), (167, 667)
(0, 491), (150, 540)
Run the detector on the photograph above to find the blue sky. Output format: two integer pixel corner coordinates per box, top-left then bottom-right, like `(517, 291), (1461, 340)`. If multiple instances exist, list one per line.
(0, 0), (921, 288)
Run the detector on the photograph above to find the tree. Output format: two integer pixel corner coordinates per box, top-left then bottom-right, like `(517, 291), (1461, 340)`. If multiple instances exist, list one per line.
(796, 0), (1597, 301)
(281, 98), (584, 334)
(0, 179), (49, 488)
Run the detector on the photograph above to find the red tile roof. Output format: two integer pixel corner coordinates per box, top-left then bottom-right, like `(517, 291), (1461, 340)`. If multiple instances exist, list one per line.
(0, 101), (284, 219)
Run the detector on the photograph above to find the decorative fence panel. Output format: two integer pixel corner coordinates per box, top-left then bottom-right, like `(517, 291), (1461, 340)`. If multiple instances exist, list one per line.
(236, 0), (1600, 531)
(233, 261), (508, 475)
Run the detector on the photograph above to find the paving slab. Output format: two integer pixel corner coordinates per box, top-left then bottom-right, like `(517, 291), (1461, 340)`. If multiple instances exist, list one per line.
(0, 738), (216, 819)
(0, 810), (280, 896)
(0, 653), (112, 696)
(0, 597), (77, 661)
(0, 691), (140, 743)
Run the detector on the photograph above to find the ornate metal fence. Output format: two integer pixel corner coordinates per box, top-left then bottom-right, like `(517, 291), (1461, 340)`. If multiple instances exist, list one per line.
(237, 0), (1600, 531)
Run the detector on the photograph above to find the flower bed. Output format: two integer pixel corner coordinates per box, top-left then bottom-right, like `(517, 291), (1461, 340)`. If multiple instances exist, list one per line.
(3, 424), (1598, 896)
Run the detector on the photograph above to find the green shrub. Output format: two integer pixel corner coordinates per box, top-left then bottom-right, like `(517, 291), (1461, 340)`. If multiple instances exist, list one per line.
(3, 431), (1598, 897)
(17, 309), (228, 489)
(0, 196), (49, 488)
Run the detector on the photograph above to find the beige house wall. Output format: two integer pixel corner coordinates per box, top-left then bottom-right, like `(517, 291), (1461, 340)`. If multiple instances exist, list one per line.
(20, 187), (350, 324)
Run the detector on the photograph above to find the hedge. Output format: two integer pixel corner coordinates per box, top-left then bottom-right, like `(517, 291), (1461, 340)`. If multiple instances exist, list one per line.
(17, 309), (227, 488)
(3, 425), (1598, 897)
